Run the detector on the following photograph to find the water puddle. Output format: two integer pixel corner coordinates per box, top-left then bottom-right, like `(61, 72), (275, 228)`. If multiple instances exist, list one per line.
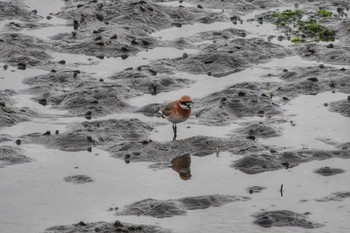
(0, 64), (47, 91)
(149, 121), (240, 142)
(261, 92), (350, 150)
(1, 144), (348, 233)
(21, 25), (72, 40)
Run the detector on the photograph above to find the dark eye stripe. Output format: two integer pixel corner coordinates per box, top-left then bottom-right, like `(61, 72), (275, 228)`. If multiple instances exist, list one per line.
(181, 101), (192, 104)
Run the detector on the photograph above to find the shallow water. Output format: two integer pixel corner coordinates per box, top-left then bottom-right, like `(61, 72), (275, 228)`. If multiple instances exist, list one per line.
(261, 92), (350, 150)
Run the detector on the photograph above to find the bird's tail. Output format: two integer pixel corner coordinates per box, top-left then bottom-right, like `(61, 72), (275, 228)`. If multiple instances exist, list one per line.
(158, 110), (166, 118)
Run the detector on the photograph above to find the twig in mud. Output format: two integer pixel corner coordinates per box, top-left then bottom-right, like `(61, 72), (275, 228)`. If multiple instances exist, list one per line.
(280, 184), (284, 197)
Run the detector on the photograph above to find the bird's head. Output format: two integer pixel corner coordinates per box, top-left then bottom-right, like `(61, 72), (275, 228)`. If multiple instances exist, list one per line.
(179, 95), (192, 110)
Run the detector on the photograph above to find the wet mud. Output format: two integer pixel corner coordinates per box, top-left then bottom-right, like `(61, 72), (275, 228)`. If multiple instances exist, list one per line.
(44, 220), (170, 233)
(253, 210), (323, 228)
(0, 145), (32, 168)
(1, 0), (350, 232)
(117, 195), (249, 218)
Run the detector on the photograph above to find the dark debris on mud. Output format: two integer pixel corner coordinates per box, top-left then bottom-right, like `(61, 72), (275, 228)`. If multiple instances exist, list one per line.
(314, 166), (345, 176)
(117, 194), (249, 218)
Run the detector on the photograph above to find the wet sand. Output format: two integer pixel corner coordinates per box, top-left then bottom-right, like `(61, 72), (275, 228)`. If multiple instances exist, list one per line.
(0, 0), (350, 233)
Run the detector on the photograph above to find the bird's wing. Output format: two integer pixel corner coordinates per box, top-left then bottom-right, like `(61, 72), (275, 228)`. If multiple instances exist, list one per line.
(160, 100), (177, 117)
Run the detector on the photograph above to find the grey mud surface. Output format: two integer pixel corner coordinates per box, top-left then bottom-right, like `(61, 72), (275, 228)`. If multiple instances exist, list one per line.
(117, 195), (249, 218)
(1, 0), (350, 232)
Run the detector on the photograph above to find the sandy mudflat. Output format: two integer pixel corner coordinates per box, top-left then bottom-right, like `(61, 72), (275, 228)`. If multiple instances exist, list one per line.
(1, 0), (350, 232)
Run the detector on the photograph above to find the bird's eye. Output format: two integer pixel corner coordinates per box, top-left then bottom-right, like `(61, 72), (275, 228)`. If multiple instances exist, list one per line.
(181, 101), (192, 105)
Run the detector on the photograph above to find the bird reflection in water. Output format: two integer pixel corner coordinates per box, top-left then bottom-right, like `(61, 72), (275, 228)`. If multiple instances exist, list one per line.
(170, 153), (192, 180)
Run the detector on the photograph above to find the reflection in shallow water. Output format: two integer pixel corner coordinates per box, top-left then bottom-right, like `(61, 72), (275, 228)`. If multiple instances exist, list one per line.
(170, 154), (192, 180)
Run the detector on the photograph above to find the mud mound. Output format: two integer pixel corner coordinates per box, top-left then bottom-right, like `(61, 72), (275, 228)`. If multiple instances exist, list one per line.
(233, 154), (284, 174)
(0, 92), (37, 128)
(152, 38), (291, 76)
(44, 220), (170, 233)
(329, 99), (350, 117)
(118, 194), (249, 218)
(64, 175), (94, 184)
(315, 191), (350, 202)
(24, 71), (130, 116)
(25, 119), (153, 151)
(314, 166), (345, 176)
(296, 43), (350, 66)
(182, 0), (282, 12)
(54, 0), (225, 56)
(253, 210), (323, 228)
(109, 135), (263, 165)
(236, 122), (282, 139)
(274, 66), (350, 98)
(0, 145), (32, 168)
(109, 69), (193, 97)
(0, 1), (41, 22)
(194, 83), (282, 125)
(233, 149), (350, 174)
(0, 33), (51, 66)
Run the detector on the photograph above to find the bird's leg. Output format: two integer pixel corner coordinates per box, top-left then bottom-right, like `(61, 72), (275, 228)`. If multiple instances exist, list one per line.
(172, 123), (177, 141)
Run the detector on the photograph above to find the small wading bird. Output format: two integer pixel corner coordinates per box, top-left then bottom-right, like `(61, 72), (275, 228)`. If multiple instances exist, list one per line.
(159, 95), (192, 141)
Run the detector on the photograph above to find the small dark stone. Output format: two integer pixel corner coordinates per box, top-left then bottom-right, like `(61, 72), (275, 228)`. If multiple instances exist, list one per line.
(96, 13), (104, 21)
(85, 111), (92, 116)
(43, 131), (51, 136)
(99, 78), (104, 82)
(281, 162), (289, 169)
(246, 135), (256, 140)
(95, 36), (102, 41)
(348, 96), (350, 101)
(282, 97), (290, 101)
(58, 60), (66, 65)
(17, 62), (26, 70)
(197, 4), (203, 9)
(72, 19), (79, 30)
(207, 72), (213, 76)
(326, 43), (334, 48)
(94, 227), (100, 232)
(257, 110), (264, 117)
(87, 147), (92, 152)
(307, 77), (318, 82)
(77, 4), (84, 8)
(95, 41), (104, 46)
(55, 130), (59, 134)
(78, 221), (87, 226)
(87, 136), (92, 142)
(249, 189), (254, 194)
(324, 103), (328, 107)
(172, 22), (182, 27)
(15, 139), (21, 145)
(51, 69), (56, 73)
(121, 54), (129, 60)
(110, 34), (117, 39)
(114, 220), (123, 228)
(319, 64), (325, 69)
(3, 64), (8, 70)
(38, 99), (47, 106)
(340, 67), (346, 71)
(141, 140), (149, 144)
(182, 53), (188, 59)
(238, 91), (246, 97)
(0, 102), (5, 107)
(283, 69), (288, 72)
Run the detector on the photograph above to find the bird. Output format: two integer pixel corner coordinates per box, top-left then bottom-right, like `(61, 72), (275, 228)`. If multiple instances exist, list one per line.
(159, 95), (192, 141)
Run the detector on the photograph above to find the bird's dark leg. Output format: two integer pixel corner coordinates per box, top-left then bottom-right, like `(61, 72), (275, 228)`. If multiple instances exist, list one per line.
(172, 123), (177, 141)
